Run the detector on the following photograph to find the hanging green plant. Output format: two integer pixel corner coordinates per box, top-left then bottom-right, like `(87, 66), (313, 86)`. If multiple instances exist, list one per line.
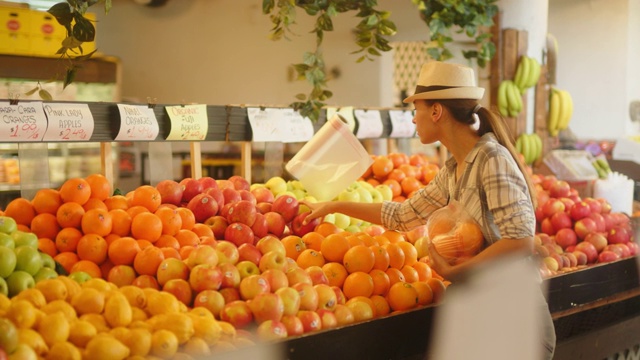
(412, 0), (498, 68)
(262, 0), (397, 122)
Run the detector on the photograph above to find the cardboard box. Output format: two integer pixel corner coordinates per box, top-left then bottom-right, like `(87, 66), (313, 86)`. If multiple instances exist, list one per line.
(0, 6), (31, 55)
(28, 9), (66, 57)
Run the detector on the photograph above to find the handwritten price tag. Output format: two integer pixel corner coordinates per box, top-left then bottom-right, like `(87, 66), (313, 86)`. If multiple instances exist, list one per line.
(0, 101), (46, 142)
(115, 104), (159, 140)
(42, 103), (94, 141)
(247, 107), (282, 142)
(389, 110), (416, 138)
(280, 109), (314, 143)
(354, 109), (384, 139)
(165, 104), (208, 140)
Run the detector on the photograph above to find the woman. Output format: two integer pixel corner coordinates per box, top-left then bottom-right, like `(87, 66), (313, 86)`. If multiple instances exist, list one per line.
(304, 61), (556, 359)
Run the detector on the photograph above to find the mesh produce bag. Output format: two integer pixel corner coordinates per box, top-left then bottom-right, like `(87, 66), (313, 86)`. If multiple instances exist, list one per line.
(426, 200), (484, 264)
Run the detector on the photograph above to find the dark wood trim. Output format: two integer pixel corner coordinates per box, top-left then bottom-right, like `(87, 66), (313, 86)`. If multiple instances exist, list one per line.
(0, 54), (119, 83)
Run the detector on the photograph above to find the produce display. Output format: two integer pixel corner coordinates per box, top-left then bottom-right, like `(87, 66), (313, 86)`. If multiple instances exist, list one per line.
(0, 152), (636, 359)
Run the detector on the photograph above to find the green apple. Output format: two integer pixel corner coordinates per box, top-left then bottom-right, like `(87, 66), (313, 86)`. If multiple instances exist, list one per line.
(14, 246), (43, 276)
(12, 231), (38, 249)
(34, 267), (58, 282)
(356, 187), (373, 203)
(0, 216), (17, 234)
(40, 252), (55, 269)
(334, 213), (351, 230)
(348, 181), (361, 190)
(350, 216), (363, 227)
(275, 191), (297, 199)
(289, 180), (306, 191)
(0, 233), (15, 249)
(291, 189), (306, 200)
(265, 176), (288, 196)
(369, 188), (384, 203)
(323, 213), (336, 224)
(359, 181), (374, 191)
(338, 188), (360, 203)
(345, 225), (362, 233)
(69, 271), (92, 284)
(0, 246), (17, 278)
(250, 183), (267, 191)
(236, 260), (261, 279)
(0, 317), (19, 354)
(376, 184), (393, 202)
(6, 270), (35, 297)
(0, 277), (8, 297)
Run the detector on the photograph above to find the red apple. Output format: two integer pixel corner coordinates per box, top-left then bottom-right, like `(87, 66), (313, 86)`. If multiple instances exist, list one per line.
(541, 175), (558, 190)
(187, 193), (219, 223)
(554, 228), (577, 250)
(251, 213), (269, 239)
(256, 320), (288, 341)
(316, 308), (338, 330)
(264, 212), (286, 237)
(573, 217), (597, 240)
(535, 206), (546, 224)
(293, 282), (319, 311)
(598, 250), (620, 263)
(225, 223), (255, 247)
(627, 242), (640, 256)
(189, 264), (223, 292)
(229, 175), (250, 191)
(204, 187), (225, 211)
(255, 202), (273, 214)
(259, 251), (287, 273)
(237, 243), (262, 265)
(572, 250), (588, 266)
(180, 178), (203, 202)
(236, 260), (260, 279)
(239, 274), (270, 300)
(271, 195), (300, 223)
(314, 284), (337, 311)
(198, 176), (218, 191)
(226, 200), (257, 227)
(536, 191), (550, 209)
(588, 212), (606, 232)
(157, 258), (190, 286)
(584, 232), (608, 252)
(193, 289), (225, 319)
(220, 300), (253, 329)
(156, 180), (184, 206)
(305, 265), (329, 286)
(559, 198), (575, 213)
(219, 287), (241, 304)
(214, 241), (240, 265)
(613, 243), (631, 258)
(249, 292), (284, 324)
(549, 180), (571, 198)
(297, 310), (322, 333)
(218, 262), (241, 289)
(540, 218), (556, 236)
(185, 245), (219, 269)
(332, 286), (346, 305)
(550, 212), (572, 232)
(252, 187), (275, 204)
(570, 201), (592, 221)
(285, 267), (313, 286)
(256, 235), (286, 256)
(216, 179), (234, 190)
(575, 241), (598, 263)
(261, 269), (289, 292)
(222, 187), (242, 205)
(564, 252), (578, 267)
(275, 286), (302, 316)
(280, 314), (304, 336)
(608, 226), (631, 244)
(542, 198), (566, 218)
(598, 198), (612, 214)
(238, 190), (257, 205)
(584, 197), (602, 214)
(162, 278), (193, 306)
(204, 215), (228, 240)
(291, 212), (320, 237)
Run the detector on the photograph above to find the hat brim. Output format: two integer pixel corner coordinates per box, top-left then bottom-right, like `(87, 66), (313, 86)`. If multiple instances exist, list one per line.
(403, 87), (485, 103)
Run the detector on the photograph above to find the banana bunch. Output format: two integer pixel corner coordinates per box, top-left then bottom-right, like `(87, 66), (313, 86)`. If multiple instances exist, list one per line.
(515, 133), (543, 165)
(514, 56), (542, 93)
(592, 158), (612, 179)
(497, 80), (523, 118)
(547, 87), (574, 136)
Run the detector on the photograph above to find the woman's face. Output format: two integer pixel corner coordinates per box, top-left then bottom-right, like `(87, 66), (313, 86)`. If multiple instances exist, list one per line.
(412, 100), (439, 144)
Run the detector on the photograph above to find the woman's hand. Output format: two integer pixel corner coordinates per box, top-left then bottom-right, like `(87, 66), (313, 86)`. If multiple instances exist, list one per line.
(301, 201), (334, 225)
(427, 244), (453, 279)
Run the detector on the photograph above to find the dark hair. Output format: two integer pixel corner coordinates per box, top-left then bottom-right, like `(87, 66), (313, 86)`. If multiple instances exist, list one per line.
(425, 99), (537, 208)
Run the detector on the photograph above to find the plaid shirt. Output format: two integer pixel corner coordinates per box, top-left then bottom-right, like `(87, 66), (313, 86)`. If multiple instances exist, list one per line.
(382, 133), (535, 246)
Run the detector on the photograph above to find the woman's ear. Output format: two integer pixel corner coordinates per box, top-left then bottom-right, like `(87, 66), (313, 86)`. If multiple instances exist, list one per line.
(432, 103), (443, 121)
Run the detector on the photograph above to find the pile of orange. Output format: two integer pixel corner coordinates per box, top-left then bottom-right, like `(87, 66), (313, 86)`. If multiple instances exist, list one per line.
(359, 152), (440, 202)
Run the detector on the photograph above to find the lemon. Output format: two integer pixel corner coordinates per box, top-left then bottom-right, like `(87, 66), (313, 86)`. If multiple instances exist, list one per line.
(78, 313), (110, 333)
(151, 329), (179, 358)
(145, 291), (180, 317)
(71, 287), (105, 315)
(0, 318), (19, 354)
(121, 328), (152, 357)
(0, 293), (12, 312)
(35, 278), (69, 303)
(182, 336), (211, 357)
(191, 316), (222, 346)
(119, 285), (147, 309)
(12, 288), (46, 308)
(45, 341), (81, 360)
(7, 343), (37, 360)
(84, 335), (130, 360)
(41, 299), (77, 322)
(152, 312), (194, 345)
(56, 276), (81, 301)
(81, 278), (112, 293)
(6, 299), (37, 329)
(68, 319), (97, 348)
(103, 291), (132, 328)
(16, 328), (48, 356)
(131, 306), (148, 322)
(38, 311), (70, 346)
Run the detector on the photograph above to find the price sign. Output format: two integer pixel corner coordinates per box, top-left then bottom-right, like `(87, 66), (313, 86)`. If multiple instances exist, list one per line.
(326, 106), (356, 132)
(0, 101), (47, 142)
(281, 109), (314, 143)
(42, 103), (94, 141)
(389, 110), (416, 138)
(247, 107), (282, 142)
(165, 104), (208, 140)
(354, 109), (384, 139)
(115, 104), (159, 140)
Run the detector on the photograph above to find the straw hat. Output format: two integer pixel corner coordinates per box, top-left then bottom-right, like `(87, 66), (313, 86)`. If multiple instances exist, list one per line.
(403, 61), (485, 103)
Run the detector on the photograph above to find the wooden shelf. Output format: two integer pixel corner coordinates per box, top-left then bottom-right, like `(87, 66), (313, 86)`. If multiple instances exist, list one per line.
(0, 54), (120, 83)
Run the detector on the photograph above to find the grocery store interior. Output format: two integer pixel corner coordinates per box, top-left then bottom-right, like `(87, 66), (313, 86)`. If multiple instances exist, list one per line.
(1, 0), (640, 359)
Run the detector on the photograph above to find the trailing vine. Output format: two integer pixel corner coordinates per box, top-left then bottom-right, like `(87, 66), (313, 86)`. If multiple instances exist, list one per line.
(263, 0), (397, 122)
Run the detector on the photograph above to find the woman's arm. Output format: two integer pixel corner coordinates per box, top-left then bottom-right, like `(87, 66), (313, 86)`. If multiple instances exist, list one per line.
(304, 201), (383, 226)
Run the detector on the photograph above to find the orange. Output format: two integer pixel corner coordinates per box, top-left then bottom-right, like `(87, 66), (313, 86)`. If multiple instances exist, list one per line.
(320, 233), (350, 263)
(81, 208), (113, 237)
(137, 239), (153, 250)
(370, 294), (391, 317)
(155, 234), (180, 250)
(321, 262), (348, 288)
(296, 249), (326, 269)
(85, 174), (111, 201)
(301, 232), (324, 252)
(31, 188), (62, 215)
(411, 262), (433, 281)
(107, 265), (137, 287)
(385, 267), (405, 286)
(109, 209), (132, 237)
(56, 202), (85, 229)
(70, 260), (102, 278)
(382, 179), (402, 198)
(371, 156), (393, 179)
(82, 198), (108, 212)
(427, 215), (456, 239)
(400, 265), (419, 283)
(160, 247), (181, 260)
(30, 213), (60, 240)
(426, 278), (447, 304)
(314, 222), (341, 237)
(383, 243), (405, 269)
(154, 207), (182, 236)
(174, 229), (200, 248)
(346, 234), (365, 248)
(130, 185), (162, 212)
(133, 246), (165, 276)
(178, 246), (196, 261)
(369, 269), (391, 296)
(342, 271), (374, 299)
(99, 259), (114, 279)
(4, 197), (35, 226)
(397, 241), (418, 267)
(126, 205), (149, 219)
(387, 168), (407, 184)
(387, 281), (419, 311)
(132, 275), (159, 290)
(401, 176), (422, 195)
(356, 232), (376, 247)
(77, 234), (108, 265)
(369, 245), (390, 271)
(381, 230), (405, 244)
(59, 178), (92, 205)
(104, 195), (129, 211)
(131, 212), (163, 243)
(38, 237), (58, 257)
(104, 233), (120, 246)
(176, 208), (196, 230)
(108, 237), (141, 266)
(281, 235), (306, 260)
(55, 227), (84, 253)
(412, 281), (434, 306)
(342, 245), (375, 274)
(191, 223), (213, 238)
(54, 252), (79, 274)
